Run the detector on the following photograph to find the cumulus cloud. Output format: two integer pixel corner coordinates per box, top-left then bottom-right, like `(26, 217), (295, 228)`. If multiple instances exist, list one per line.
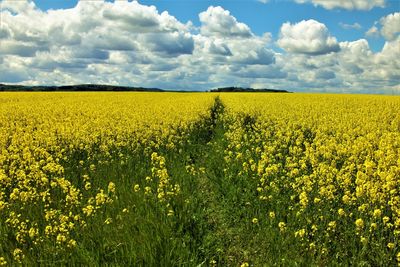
(278, 20), (340, 55)
(277, 37), (398, 93)
(199, 6), (253, 38)
(365, 13), (399, 41)
(1, 0), (37, 14)
(0, 40), (48, 57)
(102, 1), (188, 33)
(143, 32), (194, 56)
(229, 43), (275, 65)
(374, 38), (400, 79)
(380, 12), (400, 41)
(208, 41), (233, 56)
(294, 0), (385, 10)
(236, 65), (287, 79)
(0, 0), (195, 77)
(315, 70), (336, 80)
(194, 8), (275, 67)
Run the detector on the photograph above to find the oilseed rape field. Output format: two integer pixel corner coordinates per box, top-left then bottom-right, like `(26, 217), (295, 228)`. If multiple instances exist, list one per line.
(0, 92), (399, 266)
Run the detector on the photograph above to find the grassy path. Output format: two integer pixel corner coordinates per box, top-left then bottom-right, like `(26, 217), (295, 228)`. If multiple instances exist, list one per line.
(171, 97), (260, 266)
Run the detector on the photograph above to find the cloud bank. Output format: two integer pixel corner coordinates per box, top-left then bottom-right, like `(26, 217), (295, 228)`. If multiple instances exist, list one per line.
(0, 0), (398, 93)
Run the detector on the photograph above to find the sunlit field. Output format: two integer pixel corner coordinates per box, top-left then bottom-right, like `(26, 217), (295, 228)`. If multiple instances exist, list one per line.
(0, 92), (399, 266)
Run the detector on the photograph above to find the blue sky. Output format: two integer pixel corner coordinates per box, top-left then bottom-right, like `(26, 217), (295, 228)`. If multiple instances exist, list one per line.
(1, 0), (399, 93)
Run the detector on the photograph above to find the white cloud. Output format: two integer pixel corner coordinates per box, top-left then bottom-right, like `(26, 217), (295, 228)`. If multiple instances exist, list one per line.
(338, 38), (399, 90)
(277, 37), (399, 93)
(229, 41), (275, 65)
(236, 65), (287, 79)
(315, 70), (336, 80)
(278, 20), (340, 55)
(0, 40), (48, 57)
(195, 9), (275, 66)
(365, 13), (399, 41)
(374, 38), (400, 78)
(365, 25), (380, 37)
(142, 32), (194, 56)
(199, 6), (253, 38)
(339, 22), (362, 30)
(102, 1), (188, 33)
(1, 0), (37, 14)
(380, 12), (400, 41)
(257, 0), (270, 3)
(294, 0), (385, 10)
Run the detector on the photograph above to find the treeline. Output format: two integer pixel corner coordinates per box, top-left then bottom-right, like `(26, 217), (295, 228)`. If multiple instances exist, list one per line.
(0, 84), (291, 93)
(209, 87), (290, 93)
(0, 84), (164, 92)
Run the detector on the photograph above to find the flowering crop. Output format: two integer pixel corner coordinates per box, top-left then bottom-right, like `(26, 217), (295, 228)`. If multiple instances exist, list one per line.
(0, 92), (214, 264)
(220, 93), (400, 264)
(0, 92), (399, 265)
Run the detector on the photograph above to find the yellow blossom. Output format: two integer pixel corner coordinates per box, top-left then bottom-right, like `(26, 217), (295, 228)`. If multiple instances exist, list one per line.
(134, 184), (140, 192)
(108, 182), (116, 193)
(373, 209), (382, 218)
(383, 216), (390, 224)
(57, 234), (66, 243)
(360, 236), (368, 246)
(355, 218), (364, 230)
(338, 208), (345, 216)
(83, 205), (94, 216)
(295, 229), (306, 238)
(278, 222), (286, 232)
(13, 248), (24, 262)
(269, 211), (275, 219)
(67, 239), (77, 248)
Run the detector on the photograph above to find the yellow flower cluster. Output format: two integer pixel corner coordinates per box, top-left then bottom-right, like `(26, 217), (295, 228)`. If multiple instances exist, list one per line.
(137, 152), (181, 216)
(220, 93), (400, 262)
(0, 92), (214, 262)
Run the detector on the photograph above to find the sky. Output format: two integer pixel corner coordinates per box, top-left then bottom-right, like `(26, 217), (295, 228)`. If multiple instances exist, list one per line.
(0, 0), (399, 93)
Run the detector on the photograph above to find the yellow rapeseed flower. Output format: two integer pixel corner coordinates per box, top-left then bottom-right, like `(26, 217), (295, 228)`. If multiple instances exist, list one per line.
(355, 218), (364, 230)
(338, 208), (345, 216)
(278, 222), (286, 232)
(108, 182), (116, 193)
(373, 209), (382, 218)
(0, 257), (6, 266)
(269, 211), (275, 219)
(13, 248), (24, 262)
